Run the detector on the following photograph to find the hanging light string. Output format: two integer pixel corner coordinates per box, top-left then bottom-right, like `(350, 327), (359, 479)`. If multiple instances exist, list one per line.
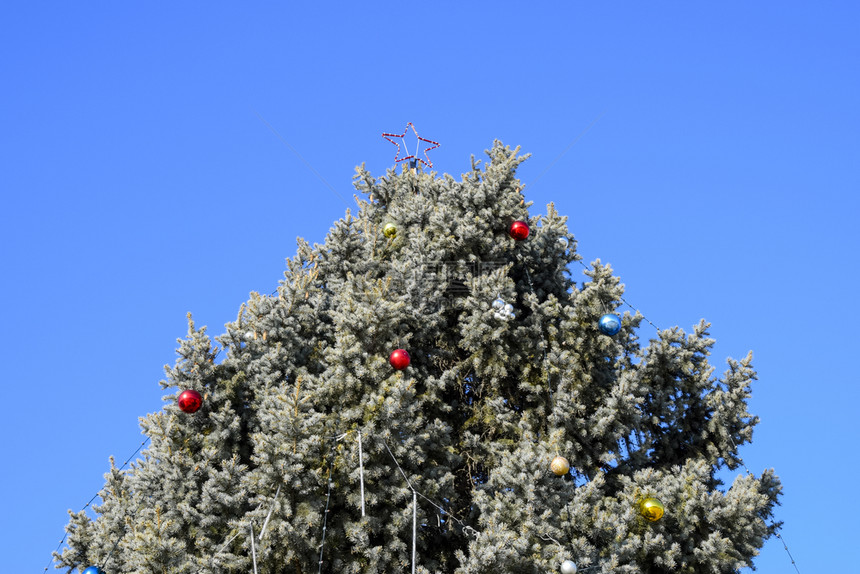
(412, 489), (418, 574)
(379, 438), (452, 574)
(531, 241), (799, 572)
(249, 522), (259, 574)
(357, 430), (366, 517)
(318, 428), (485, 540)
(524, 122), (793, 572)
(46, 410), (795, 572)
(208, 504), (270, 571)
(727, 436), (801, 574)
(43, 438), (150, 573)
(774, 532), (801, 574)
(103, 486), (208, 574)
(572, 257), (661, 334)
(575, 240), (800, 573)
(521, 111), (606, 193)
(257, 484), (281, 542)
(209, 438), (337, 572)
(183, 431), (337, 573)
(213, 530), (241, 558)
(47, 431), (284, 573)
(99, 524), (128, 573)
(205, 482), (282, 570)
(379, 438), (481, 539)
(317, 442), (337, 574)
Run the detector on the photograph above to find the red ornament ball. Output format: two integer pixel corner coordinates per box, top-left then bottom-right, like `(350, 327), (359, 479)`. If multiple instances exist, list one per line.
(177, 389), (202, 413)
(389, 349), (411, 370)
(509, 220), (530, 241)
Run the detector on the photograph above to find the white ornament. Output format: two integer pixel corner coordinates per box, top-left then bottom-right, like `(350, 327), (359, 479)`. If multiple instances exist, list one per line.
(561, 560), (578, 574)
(491, 296), (516, 321)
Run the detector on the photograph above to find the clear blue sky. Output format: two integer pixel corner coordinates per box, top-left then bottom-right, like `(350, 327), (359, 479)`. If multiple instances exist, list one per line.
(2, 2), (857, 571)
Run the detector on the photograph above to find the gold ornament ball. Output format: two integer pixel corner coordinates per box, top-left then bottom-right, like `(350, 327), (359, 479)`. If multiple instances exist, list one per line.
(550, 456), (570, 476)
(383, 223), (397, 238)
(640, 497), (665, 522)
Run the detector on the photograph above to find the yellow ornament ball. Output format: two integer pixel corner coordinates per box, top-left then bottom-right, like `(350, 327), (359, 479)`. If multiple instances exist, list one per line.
(550, 456), (570, 476)
(640, 497), (665, 522)
(383, 222), (397, 238)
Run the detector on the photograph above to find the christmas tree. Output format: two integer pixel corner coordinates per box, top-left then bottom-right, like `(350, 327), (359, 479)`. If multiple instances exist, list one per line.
(58, 141), (780, 573)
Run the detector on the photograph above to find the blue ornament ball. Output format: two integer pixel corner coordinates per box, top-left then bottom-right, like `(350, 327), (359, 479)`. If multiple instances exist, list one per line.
(598, 313), (622, 336)
(82, 567), (105, 574)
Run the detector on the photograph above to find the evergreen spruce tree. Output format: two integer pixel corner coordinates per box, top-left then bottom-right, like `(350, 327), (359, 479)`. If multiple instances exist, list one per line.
(58, 142), (781, 573)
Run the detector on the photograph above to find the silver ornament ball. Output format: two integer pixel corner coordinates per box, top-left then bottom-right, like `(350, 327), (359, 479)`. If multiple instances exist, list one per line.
(561, 560), (578, 574)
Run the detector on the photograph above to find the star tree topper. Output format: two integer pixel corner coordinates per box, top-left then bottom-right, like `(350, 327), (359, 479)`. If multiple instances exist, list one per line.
(381, 122), (440, 169)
